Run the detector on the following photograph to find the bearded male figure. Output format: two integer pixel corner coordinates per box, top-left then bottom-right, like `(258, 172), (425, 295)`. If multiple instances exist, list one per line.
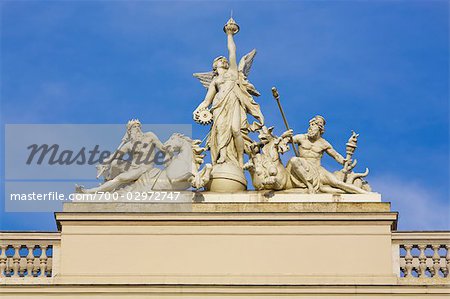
(287, 116), (368, 194)
(76, 119), (168, 193)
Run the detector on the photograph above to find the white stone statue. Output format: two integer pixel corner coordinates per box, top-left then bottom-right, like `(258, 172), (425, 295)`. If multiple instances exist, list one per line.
(76, 119), (168, 193)
(76, 120), (211, 193)
(286, 116), (370, 194)
(192, 17), (264, 192)
(189, 139), (213, 189)
(130, 133), (212, 192)
(244, 126), (293, 191)
(76, 19), (375, 196)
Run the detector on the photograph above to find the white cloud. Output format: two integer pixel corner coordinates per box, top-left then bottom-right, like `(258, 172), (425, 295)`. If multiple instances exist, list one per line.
(370, 175), (450, 231)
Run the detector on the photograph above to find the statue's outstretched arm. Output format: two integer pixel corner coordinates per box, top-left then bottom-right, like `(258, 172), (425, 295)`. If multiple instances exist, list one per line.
(195, 81), (216, 111)
(326, 146), (346, 165)
(227, 33), (238, 71)
(102, 142), (131, 164)
(292, 134), (302, 144)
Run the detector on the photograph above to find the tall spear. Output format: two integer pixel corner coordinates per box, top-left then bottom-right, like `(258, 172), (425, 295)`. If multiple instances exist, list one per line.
(271, 87), (300, 157)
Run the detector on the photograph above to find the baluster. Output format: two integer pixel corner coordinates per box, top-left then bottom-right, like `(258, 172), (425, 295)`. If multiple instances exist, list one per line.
(12, 245), (20, 277)
(418, 244), (427, 277)
(18, 246), (27, 277)
(404, 244), (413, 277)
(32, 252), (39, 277)
(47, 246), (53, 277)
(431, 244), (441, 278)
(39, 245), (48, 277)
(0, 245), (6, 277)
(5, 246), (12, 277)
(445, 245), (450, 278)
(26, 245), (35, 278)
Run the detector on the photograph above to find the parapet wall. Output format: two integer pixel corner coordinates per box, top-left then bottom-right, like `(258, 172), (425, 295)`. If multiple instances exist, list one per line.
(1, 194), (449, 298)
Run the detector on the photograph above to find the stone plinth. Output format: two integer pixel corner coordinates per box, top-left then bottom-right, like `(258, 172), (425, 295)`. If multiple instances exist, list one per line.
(55, 194), (398, 286)
(71, 191), (382, 203)
(192, 191), (381, 203)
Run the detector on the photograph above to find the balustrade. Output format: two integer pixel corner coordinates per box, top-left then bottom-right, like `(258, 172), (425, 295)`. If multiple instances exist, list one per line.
(392, 232), (450, 282)
(0, 232), (60, 280)
(2, 231), (449, 285)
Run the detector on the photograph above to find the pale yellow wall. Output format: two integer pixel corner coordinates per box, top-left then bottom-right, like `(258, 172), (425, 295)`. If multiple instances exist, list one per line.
(58, 222), (395, 284)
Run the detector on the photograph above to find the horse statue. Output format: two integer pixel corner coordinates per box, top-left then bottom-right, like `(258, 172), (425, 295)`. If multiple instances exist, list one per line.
(76, 130), (211, 194)
(125, 133), (212, 192)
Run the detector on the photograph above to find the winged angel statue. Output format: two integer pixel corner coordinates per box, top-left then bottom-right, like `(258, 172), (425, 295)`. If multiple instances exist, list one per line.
(192, 17), (264, 169)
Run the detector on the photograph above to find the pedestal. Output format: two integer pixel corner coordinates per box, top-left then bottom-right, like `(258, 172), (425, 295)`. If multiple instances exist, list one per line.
(207, 162), (247, 192)
(55, 193), (398, 286)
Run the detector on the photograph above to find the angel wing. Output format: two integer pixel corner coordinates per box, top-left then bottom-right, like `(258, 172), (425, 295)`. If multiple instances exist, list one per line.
(238, 49), (257, 78)
(238, 49), (260, 96)
(193, 72), (215, 89)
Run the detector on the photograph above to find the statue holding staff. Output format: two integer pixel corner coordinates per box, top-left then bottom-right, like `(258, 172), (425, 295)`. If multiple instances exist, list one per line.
(287, 116), (369, 194)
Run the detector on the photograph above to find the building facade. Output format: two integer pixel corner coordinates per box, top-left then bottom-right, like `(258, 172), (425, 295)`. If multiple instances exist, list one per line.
(1, 192), (449, 298)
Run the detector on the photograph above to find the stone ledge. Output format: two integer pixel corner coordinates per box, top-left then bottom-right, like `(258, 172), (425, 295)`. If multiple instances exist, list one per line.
(55, 210), (398, 232)
(70, 191), (382, 204)
(194, 191), (382, 203)
(55, 211), (397, 221)
(62, 201), (391, 213)
(2, 283), (450, 294)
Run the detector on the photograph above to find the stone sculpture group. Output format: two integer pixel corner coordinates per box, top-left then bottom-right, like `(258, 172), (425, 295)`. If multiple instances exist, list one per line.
(77, 17), (371, 194)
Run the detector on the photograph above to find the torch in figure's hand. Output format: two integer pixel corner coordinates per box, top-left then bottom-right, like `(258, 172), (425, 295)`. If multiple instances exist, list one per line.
(224, 17), (240, 35)
(271, 87), (300, 157)
(343, 131), (359, 181)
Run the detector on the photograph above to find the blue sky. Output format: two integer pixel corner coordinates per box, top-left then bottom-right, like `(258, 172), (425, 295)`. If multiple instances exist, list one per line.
(0, 0), (448, 231)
